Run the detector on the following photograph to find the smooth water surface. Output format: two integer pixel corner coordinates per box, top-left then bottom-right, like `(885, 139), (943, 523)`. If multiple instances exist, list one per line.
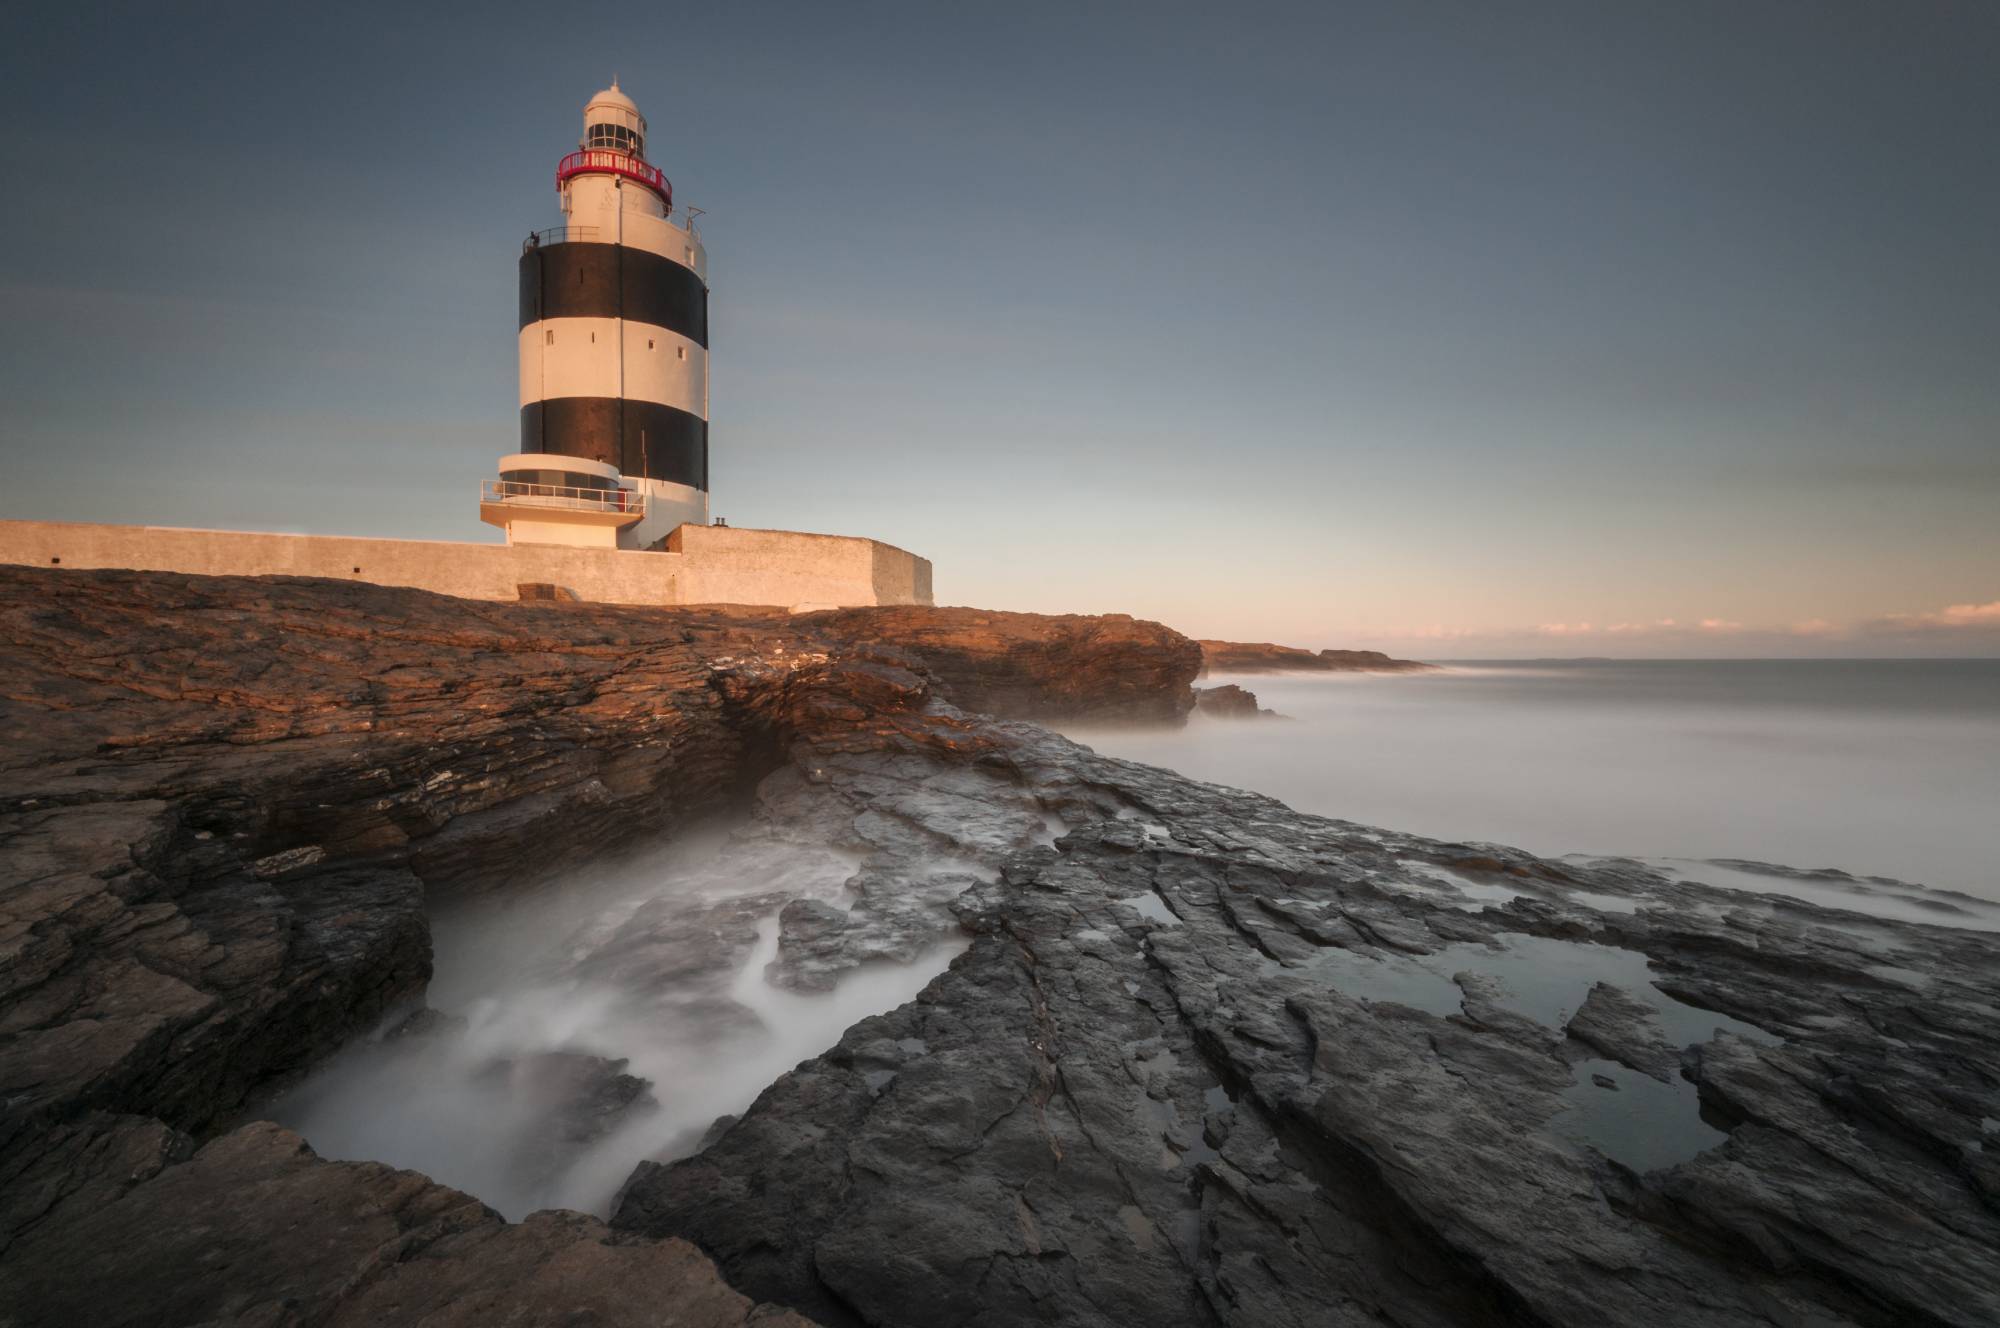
(1067, 660), (2000, 902)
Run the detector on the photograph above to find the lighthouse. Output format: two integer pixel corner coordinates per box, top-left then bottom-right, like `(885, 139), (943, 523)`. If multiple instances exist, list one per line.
(481, 81), (710, 549)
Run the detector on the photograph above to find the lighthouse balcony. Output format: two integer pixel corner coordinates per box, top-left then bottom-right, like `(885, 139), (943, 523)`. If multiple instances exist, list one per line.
(480, 478), (644, 525)
(556, 149), (671, 205)
(480, 458), (645, 547)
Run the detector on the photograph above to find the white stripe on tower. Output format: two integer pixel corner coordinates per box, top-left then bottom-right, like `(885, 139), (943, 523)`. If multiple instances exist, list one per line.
(518, 320), (707, 414)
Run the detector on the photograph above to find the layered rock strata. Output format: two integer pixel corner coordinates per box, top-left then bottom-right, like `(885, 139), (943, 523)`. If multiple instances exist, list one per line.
(0, 568), (1193, 1326)
(615, 726), (2000, 1327)
(810, 606), (1204, 722)
(3, 567), (1995, 1327)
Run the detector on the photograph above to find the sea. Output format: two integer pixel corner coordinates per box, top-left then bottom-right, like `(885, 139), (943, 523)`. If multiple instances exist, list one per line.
(1062, 659), (2000, 905)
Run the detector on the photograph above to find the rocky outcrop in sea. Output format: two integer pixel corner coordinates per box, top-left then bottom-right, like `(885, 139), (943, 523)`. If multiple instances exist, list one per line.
(1191, 682), (1279, 718)
(2, 568), (1994, 1326)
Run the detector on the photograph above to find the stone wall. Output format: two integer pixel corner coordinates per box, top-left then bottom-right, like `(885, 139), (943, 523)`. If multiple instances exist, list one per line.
(0, 519), (931, 609)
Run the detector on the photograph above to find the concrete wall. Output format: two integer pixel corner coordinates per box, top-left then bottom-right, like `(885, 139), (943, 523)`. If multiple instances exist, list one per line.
(0, 520), (931, 610)
(667, 524), (934, 608)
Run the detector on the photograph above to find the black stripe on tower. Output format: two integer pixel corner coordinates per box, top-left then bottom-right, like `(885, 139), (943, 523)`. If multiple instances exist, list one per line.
(521, 398), (709, 492)
(519, 242), (709, 347)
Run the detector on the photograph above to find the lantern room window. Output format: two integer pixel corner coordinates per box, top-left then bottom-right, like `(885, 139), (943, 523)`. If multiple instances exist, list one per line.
(586, 122), (643, 155)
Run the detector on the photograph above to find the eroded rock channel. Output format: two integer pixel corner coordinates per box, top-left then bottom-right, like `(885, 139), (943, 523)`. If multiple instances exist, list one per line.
(2, 569), (1995, 1326)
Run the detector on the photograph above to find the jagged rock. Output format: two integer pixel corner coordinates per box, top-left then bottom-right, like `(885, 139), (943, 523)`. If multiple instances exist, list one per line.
(615, 722), (2000, 1328)
(1192, 683), (1276, 718)
(698, 1113), (739, 1149)
(5, 566), (1998, 1327)
(0, 568), (1178, 1162)
(1197, 638), (1436, 673)
(1566, 980), (1681, 1081)
(0, 568), (1188, 1325)
(0, 1115), (812, 1327)
(808, 606), (1203, 722)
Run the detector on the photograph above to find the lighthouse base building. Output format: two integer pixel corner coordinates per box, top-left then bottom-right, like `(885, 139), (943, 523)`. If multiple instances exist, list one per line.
(0, 518), (931, 611)
(0, 81), (932, 611)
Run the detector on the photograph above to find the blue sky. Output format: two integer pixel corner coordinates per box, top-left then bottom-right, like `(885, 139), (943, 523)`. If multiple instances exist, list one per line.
(3, 1), (1996, 655)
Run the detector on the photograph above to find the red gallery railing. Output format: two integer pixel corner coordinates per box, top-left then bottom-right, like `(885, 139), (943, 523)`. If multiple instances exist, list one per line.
(556, 149), (672, 206)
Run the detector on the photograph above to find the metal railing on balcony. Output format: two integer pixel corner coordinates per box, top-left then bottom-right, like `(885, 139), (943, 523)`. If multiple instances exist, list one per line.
(523, 207), (702, 252)
(481, 479), (644, 517)
(524, 224), (602, 249)
(556, 148), (672, 206)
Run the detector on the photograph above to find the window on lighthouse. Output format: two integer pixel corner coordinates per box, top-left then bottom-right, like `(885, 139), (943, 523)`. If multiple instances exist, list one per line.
(586, 123), (643, 155)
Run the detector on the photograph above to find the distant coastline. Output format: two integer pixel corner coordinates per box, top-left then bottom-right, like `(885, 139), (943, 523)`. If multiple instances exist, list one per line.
(1197, 638), (1438, 675)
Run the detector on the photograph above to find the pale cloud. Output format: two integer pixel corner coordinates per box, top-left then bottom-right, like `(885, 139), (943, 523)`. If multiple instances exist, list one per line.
(1385, 625), (1495, 641)
(1926, 600), (2000, 627)
(1862, 599), (2000, 635)
(1697, 618), (1743, 632)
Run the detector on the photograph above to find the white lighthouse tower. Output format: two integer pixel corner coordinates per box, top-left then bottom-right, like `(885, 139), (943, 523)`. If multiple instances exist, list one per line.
(480, 81), (711, 549)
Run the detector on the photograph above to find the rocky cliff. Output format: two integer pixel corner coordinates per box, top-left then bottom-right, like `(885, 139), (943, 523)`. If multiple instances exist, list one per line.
(4, 568), (1996, 1327)
(1197, 639), (1437, 673)
(0, 568), (1193, 1326)
(809, 606), (1203, 722)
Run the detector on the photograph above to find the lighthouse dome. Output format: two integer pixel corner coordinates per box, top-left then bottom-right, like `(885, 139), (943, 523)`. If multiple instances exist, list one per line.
(587, 81), (640, 117)
(582, 80), (646, 154)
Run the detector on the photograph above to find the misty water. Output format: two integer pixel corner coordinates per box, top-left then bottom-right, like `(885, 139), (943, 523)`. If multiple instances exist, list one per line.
(267, 830), (966, 1219)
(1068, 660), (2000, 907)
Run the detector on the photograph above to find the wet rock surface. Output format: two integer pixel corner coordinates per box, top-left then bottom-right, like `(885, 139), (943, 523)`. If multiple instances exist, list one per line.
(3, 568), (1997, 1326)
(616, 723), (2000, 1327)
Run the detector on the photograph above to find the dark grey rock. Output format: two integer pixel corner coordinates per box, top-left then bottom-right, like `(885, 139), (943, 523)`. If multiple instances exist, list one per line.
(1566, 980), (1682, 1081)
(0, 1115), (814, 1327)
(615, 717), (2000, 1328)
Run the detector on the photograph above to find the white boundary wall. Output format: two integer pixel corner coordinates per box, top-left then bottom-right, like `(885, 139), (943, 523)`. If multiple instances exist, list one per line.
(668, 524), (934, 608)
(0, 520), (932, 610)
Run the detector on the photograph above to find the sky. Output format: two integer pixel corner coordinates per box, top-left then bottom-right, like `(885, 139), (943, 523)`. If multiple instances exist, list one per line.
(2, 1), (1996, 657)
